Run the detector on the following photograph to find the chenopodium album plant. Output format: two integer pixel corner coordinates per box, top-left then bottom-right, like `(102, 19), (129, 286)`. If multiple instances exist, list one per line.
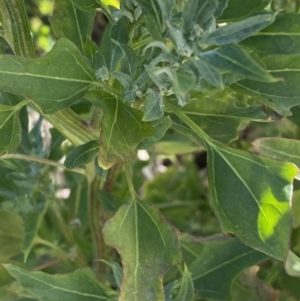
(1, 0), (300, 300)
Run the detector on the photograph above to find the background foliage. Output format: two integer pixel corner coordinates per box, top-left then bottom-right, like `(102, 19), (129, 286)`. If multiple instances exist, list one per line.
(1, 0), (300, 300)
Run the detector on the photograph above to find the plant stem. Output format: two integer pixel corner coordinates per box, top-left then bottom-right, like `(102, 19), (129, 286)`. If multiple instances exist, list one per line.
(0, 154), (85, 175)
(124, 162), (137, 200)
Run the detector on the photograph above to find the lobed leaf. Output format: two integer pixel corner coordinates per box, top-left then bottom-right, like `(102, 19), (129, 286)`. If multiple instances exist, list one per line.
(4, 265), (115, 301)
(51, 0), (95, 53)
(189, 237), (268, 300)
(88, 91), (153, 169)
(0, 38), (96, 113)
(103, 198), (181, 301)
(64, 140), (99, 169)
(208, 142), (298, 260)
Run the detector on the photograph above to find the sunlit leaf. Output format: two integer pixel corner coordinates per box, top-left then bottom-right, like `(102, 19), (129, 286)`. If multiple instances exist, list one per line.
(0, 39), (96, 113)
(142, 89), (164, 122)
(103, 198), (181, 301)
(253, 138), (300, 169)
(208, 142), (298, 260)
(4, 265), (115, 301)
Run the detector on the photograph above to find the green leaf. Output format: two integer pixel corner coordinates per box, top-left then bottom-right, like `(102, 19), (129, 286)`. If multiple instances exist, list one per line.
(0, 38), (96, 113)
(51, 0), (95, 53)
(285, 251), (300, 277)
(4, 265), (115, 301)
(214, 0), (228, 18)
(170, 97), (268, 144)
(142, 89), (163, 121)
(102, 198), (181, 301)
(193, 58), (223, 89)
(200, 44), (277, 83)
(64, 140), (99, 169)
(69, 0), (115, 23)
(182, 0), (218, 33)
(242, 14), (300, 56)
(219, 0), (271, 21)
(100, 260), (123, 288)
(88, 91), (153, 169)
(232, 55), (300, 115)
(0, 210), (24, 261)
(253, 138), (300, 169)
(156, 0), (174, 25)
(0, 103), (23, 154)
(207, 142), (298, 260)
(189, 238), (268, 300)
(138, 116), (172, 150)
(204, 13), (275, 46)
(174, 265), (194, 301)
(22, 197), (51, 262)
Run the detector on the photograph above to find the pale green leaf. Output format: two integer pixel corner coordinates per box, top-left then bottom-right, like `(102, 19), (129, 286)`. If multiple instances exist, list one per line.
(0, 103), (23, 154)
(88, 91), (153, 169)
(64, 140), (99, 169)
(157, 0), (174, 25)
(100, 260), (123, 288)
(200, 44), (277, 83)
(0, 210), (24, 261)
(51, 0), (95, 53)
(204, 13), (275, 46)
(182, 0), (218, 33)
(253, 138), (300, 168)
(189, 237), (268, 300)
(174, 265), (194, 301)
(285, 251), (300, 277)
(138, 116), (172, 150)
(151, 141), (203, 155)
(103, 198), (181, 301)
(208, 142), (298, 260)
(142, 89), (163, 122)
(232, 55), (300, 115)
(219, 0), (271, 21)
(0, 38), (96, 113)
(4, 265), (115, 301)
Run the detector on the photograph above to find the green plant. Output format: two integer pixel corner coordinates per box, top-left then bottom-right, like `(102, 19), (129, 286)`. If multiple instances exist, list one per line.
(1, 0), (300, 300)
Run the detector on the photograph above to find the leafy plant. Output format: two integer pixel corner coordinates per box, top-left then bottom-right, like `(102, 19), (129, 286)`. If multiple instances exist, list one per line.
(1, 0), (300, 300)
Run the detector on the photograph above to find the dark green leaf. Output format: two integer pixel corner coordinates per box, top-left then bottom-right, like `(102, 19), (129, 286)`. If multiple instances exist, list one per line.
(232, 55), (300, 115)
(182, 0), (218, 33)
(174, 265), (194, 301)
(138, 116), (172, 150)
(219, 0), (271, 21)
(4, 265), (115, 301)
(194, 59), (223, 89)
(243, 14), (300, 56)
(0, 210), (23, 261)
(200, 44), (277, 83)
(102, 198), (181, 301)
(253, 138), (300, 169)
(214, 0), (228, 18)
(0, 38), (96, 113)
(51, 0), (95, 53)
(142, 89), (163, 121)
(22, 197), (51, 262)
(207, 142), (298, 260)
(64, 140), (99, 169)
(88, 91), (153, 169)
(170, 97), (268, 143)
(204, 13), (275, 46)
(0, 103), (23, 154)
(189, 238), (268, 300)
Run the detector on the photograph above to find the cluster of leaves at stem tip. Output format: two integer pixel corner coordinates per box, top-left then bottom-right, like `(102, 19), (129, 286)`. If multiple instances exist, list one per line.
(2, 0), (300, 300)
